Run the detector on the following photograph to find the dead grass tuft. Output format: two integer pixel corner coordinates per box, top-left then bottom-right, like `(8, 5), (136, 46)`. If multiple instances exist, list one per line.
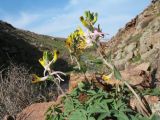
(0, 63), (58, 119)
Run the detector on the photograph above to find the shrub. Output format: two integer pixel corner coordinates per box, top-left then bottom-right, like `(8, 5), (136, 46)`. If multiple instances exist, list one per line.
(0, 63), (59, 119)
(45, 82), (151, 120)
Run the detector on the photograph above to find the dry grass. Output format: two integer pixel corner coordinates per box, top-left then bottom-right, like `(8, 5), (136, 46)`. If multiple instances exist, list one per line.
(0, 63), (58, 119)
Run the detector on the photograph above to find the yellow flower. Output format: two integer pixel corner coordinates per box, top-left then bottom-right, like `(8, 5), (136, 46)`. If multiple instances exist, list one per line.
(39, 51), (49, 69)
(38, 50), (59, 76)
(80, 16), (89, 28)
(39, 58), (46, 68)
(39, 57), (50, 72)
(65, 36), (73, 48)
(32, 74), (48, 83)
(78, 27), (85, 36)
(102, 73), (112, 83)
(53, 50), (59, 63)
(78, 40), (86, 49)
(32, 74), (41, 83)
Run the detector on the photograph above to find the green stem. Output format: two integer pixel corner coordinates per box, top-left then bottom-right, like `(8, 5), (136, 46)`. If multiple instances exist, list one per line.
(97, 45), (150, 117)
(123, 80), (150, 117)
(97, 50), (113, 70)
(74, 56), (81, 70)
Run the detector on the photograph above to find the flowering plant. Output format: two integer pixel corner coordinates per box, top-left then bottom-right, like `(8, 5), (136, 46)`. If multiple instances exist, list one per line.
(32, 10), (151, 119)
(32, 50), (66, 94)
(65, 10), (150, 116)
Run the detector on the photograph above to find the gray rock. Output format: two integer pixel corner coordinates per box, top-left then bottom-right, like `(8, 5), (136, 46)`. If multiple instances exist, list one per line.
(141, 48), (159, 60)
(139, 29), (152, 54)
(114, 50), (123, 60)
(124, 42), (137, 53)
(133, 49), (139, 56)
(150, 17), (160, 32)
(114, 52), (133, 70)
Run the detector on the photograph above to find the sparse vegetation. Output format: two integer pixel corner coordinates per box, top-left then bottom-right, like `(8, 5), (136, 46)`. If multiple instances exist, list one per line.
(0, 63), (60, 119)
(127, 33), (142, 44)
(43, 11), (159, 120)
(0, 21), (68, 71)
(0, 0), (160, 119)
(130, 53), (141, 63)
(46, 82), (158, 120)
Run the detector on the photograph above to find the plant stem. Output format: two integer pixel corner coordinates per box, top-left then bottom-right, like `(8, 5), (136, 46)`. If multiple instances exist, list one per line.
(97, 45), (150, 117)
(54, 78), (66, 96)
(123, 80), (150, 117)
(97, 50), (113, 70)
(49, 71), (66, 96)
(74, 56), (81, 70)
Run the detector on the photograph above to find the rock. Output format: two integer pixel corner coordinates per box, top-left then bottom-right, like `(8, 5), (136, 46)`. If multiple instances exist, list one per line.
(117, 41), (126, 49)
(139, 29), (152, 54)
(133, 62), (150, 71)
(9, 94), (66, 120)
(114, 59), (126, 70)
(114, 50), (123, 60)
(120, 70), (143, 86)
(69, 72), (95, 92)
(133, 48), (139, 56)
(141, 48), (159, 60)
(114, 52), (134, 70)
(136, 17), (153, 30)
(106, 62), (151, 86)
(139, 17), (160, 54)
(152, 0), (159, 4)
(150, 17), (160, 33)
(130, 95), (160, 117)
(124, 42), (137, 53)
(3, 115), (15, 120)
(16, 101), (55, 120)
(122, 62), (151, 85)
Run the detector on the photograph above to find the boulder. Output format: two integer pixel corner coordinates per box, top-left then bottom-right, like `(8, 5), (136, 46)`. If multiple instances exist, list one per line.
(16, 101), (55, 120)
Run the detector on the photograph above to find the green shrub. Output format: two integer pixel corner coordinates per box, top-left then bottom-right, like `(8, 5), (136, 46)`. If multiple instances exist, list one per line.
(45, 82), (150, 120)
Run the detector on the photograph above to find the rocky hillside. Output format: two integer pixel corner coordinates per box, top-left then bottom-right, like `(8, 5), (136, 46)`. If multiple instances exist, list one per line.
(0, 20), (67, 71)
(105, 0), (160, 78)
(1, 1), (160, 120)
(0, 21), (69, 120)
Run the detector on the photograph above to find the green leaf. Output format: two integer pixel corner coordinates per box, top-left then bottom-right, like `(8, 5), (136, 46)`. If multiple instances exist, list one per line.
(113, 65), (122, 80)
(88, 117), (96, 120)
(91, 59), (103, 64)
(150, 114), (160, 120)
(84, 11), (89, 18)
(53, 114), (64, 120)
(47, 76), (53, 81)
(70, 88), (78, 96)
(104, 99), (114, 103)
(69, 109), (87, 120)
(117, 112), (129, 120)
(54, 107), (62, 113)
(46, 115), (54, 120)
(107, 51), (112, 63)
(43, 51), (53, 62)
(97, 113), (109, 120)
(78, 82), (85, 91)
(87, 104), (106, 114)
(87, 90), (97, 95)
(99, 101), (110, 114)
(64, 98), (74, 115)
(92, 13), (98, 25)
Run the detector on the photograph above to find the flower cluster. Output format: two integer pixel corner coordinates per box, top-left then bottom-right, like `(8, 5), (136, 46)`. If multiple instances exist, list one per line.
(32, 50), (66, 94)
(65, 27), (87, 54)
(65, 11), (105, 70)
